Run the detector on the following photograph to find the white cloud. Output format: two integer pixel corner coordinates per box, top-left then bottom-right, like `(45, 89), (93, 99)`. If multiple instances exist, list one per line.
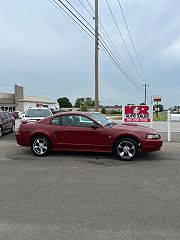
(163, 36), (180, 58)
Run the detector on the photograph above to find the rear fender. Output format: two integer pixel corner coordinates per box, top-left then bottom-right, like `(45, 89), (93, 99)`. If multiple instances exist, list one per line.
(29, 131), (52, 146)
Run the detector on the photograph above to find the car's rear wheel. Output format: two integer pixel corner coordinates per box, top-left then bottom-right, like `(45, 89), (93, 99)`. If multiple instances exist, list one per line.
(0, 126), (3, 138)
(113, 138), (139, 161)
(31, 136), (51, 156)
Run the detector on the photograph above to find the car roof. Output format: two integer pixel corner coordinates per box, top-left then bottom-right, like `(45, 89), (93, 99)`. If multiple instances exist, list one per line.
(26, 107), (51, 110)
(54, 111), (90, 116)
(52, 111), (103, 121)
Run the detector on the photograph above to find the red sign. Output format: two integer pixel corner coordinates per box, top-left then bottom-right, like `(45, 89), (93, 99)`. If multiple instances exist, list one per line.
(153, 95), (161, 102)
(124, 105), (150, 122)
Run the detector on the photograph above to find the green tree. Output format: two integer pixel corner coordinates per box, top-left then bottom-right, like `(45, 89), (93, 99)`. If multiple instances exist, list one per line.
(81, 103), (88, 111)
(86, 97), (95, 107)
(74, 98), (85, 108)
(139, 102), (146, 105)
(101, 107), (106, 114)
(57, 97), (72, 108)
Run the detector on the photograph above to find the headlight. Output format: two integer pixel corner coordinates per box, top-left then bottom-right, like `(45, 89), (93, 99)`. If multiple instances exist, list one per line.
(146, 134), (161, 139)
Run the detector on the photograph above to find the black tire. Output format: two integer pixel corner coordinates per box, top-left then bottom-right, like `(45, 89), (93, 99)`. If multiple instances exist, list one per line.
(31, 136), (51, 157)
(113, 138), (139, 161)
(0, 126), (3, 138)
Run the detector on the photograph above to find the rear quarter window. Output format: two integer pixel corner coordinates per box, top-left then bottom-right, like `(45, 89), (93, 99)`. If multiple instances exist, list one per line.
(51, 117), (61, 125)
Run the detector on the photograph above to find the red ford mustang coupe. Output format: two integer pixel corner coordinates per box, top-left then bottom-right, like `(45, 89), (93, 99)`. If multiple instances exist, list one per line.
(16, 112), (163, 160)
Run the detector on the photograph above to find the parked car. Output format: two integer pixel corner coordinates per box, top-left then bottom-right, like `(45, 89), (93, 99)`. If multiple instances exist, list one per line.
(50, 108), (59, 114)
(16, 112), (163, 160)
(21, 107), (53, 122)
(0, 111), (15, 138)
(19, 111), (25, 119)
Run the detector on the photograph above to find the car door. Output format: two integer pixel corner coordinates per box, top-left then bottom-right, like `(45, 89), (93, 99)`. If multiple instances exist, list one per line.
(4, 112), (13, 131)
(51, 114), (112, 151)
(0, 112), (8, 133)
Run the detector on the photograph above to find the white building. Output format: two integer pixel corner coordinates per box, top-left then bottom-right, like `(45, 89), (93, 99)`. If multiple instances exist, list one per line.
(0, 85), (56, 112)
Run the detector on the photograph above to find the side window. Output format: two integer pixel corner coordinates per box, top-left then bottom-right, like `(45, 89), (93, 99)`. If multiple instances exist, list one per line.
(61, 115), (73, 126)
(61, 115), (94, 127)
(51, 115), (95, 127)
(0, 112), (7, 119)
(4, 112), (10, 118)
(51, 117), (60, 125)
(78, 116), (94, 127)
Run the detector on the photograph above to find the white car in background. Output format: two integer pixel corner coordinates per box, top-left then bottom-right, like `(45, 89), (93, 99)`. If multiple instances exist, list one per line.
(21, 107), (53, 122)
(19, 111), (25, 119)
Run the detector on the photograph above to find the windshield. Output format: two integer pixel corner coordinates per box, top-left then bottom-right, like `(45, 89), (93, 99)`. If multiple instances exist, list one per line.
(88, 112), (112, 126)
(25, 109), (51, 118)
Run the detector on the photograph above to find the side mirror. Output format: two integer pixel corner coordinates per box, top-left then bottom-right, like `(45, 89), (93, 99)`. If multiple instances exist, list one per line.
(91, 123), (99, 129)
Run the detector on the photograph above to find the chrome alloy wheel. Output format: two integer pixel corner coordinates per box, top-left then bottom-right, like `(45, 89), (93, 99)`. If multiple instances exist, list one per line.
(117, 140), (136, 160)
(33, 138), (48, 156)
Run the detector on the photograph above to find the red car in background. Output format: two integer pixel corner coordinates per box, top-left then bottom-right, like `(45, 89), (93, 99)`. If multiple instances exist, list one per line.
(16, 112), (163, 160)
(0, 111), (15, 138)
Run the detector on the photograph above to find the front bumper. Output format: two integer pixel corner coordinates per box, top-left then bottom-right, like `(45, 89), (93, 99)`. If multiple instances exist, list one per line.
(141, 138), (163, 153)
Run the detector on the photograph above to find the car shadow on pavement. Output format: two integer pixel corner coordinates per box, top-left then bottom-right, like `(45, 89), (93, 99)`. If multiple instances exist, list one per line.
(49, 151), (136, 166)
(7, 149), (165, 166)
(49, 150), (163, 166)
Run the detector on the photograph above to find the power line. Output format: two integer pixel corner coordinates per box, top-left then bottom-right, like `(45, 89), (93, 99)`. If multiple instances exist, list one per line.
(100, 91), (141, 102)
(99, 36), (143, 89)
(77, 0), (94, 18)
(97, 37), (143, 90)
(100, 40), (142, 90)
(54, 0), (95, 37)
(117, 0), (150, 85)
(98, 22), (143, 86)
(85, 0), (95, 14)
(105, 0), (145, 84)
(76, 0), (143, 86)
(49, 0), (143, 91)
(117, 0), (153, 101)
(64, 0), (95, 32)
(49, 0), (94, 43)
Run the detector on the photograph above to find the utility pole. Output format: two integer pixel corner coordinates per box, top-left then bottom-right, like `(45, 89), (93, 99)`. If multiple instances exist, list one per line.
(95, 0), (99, 112)
(142, 83), (149, 105)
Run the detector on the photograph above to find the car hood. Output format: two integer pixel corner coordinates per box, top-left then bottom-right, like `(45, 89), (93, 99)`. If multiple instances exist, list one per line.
(111, 123), (158, 134)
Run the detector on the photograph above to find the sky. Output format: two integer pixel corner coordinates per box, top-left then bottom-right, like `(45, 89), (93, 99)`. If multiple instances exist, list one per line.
(0, 0), (180, 108)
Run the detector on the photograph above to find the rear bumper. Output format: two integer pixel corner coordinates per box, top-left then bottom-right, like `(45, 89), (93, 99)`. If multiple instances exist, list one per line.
(16, 133), (29, 147)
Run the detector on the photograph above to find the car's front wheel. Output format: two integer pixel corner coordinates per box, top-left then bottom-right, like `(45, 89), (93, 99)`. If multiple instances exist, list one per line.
(113, 138), (139, 161)
(31, 136), (51, 156)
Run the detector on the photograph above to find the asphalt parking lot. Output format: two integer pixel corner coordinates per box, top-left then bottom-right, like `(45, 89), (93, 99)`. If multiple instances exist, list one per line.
(0, 131), (180, 240)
